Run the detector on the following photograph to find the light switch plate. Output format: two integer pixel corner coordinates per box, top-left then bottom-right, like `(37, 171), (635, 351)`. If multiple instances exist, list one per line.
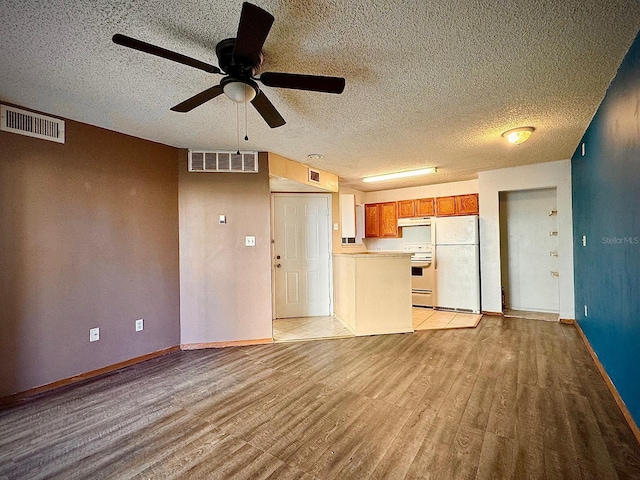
(245, 236), (256, 247)
(219, 214), (226, 224)
(90, 327), (100, 342)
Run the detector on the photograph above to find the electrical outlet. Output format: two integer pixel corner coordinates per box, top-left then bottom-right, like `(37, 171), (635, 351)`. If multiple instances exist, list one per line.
(135, 319), (144, 332)
(90, 327), (100, 342)
(245, 236), (256, 247)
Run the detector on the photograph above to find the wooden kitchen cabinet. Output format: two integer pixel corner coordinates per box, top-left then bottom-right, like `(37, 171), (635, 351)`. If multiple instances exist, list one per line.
(436, 196), (457, 216)
(379, 202), (398, 237)
(364, 202), (399, 237)
(365, 203), (380, 237)
(415, 198), (435, 216)
(455, 193), (479, 215)
(435, 194), (479, 216)
(397, 200), (416, 218)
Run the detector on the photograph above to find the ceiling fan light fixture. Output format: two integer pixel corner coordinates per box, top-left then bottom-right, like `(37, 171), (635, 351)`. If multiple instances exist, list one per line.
(222, 79), (257, 103)
(362, 167), (437, 183)
(502, 126), (535, 145)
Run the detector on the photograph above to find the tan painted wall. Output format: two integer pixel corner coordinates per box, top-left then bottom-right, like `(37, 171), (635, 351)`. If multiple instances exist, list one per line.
(0, 105), (181, 397)
(179, 151), (273, 345)
(268, 152), (339, 192)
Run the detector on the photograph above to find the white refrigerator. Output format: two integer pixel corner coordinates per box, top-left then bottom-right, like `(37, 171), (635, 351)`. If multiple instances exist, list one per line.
(434, 215), (480, 313)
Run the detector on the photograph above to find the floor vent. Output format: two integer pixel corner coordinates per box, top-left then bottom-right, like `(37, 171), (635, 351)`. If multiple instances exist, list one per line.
(1, 105), (65, 143)
(188, 150), (258, 173)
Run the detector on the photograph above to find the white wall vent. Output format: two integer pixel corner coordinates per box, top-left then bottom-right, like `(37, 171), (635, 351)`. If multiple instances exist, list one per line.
(188, 150), (258, 173)
(1, 105), (65, 143)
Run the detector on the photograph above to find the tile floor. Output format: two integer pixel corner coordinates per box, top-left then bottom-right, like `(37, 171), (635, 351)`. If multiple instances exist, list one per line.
(273, 308), (484, 341)
(412, 307), (483, 330)
(272, 316), (353, 342)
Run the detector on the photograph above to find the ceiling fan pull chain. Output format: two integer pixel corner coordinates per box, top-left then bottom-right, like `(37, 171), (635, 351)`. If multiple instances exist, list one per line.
(244, 91), (249, 141)
(236, 102), (241, 155)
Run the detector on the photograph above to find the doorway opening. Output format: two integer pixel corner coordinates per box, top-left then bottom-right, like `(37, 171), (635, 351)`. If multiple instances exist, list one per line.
(499, 188), (560, 321)
(271, 194), (352, 341)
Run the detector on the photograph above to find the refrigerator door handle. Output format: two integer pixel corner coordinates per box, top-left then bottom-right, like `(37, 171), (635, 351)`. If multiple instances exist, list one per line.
(433, 245), (437, 269)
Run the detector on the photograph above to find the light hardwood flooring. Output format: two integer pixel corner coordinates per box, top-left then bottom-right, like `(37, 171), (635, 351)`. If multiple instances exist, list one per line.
(2, 316), (640, 479)
(503, 309), (559, 322)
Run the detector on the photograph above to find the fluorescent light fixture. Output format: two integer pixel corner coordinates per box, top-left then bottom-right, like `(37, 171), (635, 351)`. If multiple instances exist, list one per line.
(362, 167), (437, 183)
(502, 126), (534, 145)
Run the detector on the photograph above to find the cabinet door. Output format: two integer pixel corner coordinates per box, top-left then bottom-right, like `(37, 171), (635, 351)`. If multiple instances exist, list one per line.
(365, 204), (380, 237)
(436, 196), (456, 216)
(397, 200), (415, 218)
(415, 198), (434, 216)
(379, 202), (398, 237)
(456, 194), (479, 215)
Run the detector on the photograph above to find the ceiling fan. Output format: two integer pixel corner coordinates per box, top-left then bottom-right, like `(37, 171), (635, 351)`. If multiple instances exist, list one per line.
(112, 2), (346, 128)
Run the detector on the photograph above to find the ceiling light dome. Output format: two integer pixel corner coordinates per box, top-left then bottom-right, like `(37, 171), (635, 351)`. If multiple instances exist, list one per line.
(221, 78), (258, 103)
(502, 126), (535, 145)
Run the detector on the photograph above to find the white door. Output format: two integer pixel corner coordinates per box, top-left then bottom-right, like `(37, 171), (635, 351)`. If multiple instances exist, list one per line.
(273, 195), (332, 318)
(499, 188), (559, 312)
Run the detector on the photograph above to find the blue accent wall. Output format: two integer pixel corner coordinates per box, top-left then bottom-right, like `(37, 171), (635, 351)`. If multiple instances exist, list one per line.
(572, 30), (640, 423)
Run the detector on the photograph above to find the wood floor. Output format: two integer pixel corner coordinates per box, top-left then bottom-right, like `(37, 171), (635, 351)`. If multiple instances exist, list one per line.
(2, 316), (640, 479)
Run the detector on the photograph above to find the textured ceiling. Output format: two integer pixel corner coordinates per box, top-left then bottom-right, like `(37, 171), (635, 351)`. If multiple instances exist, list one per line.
(1, 1), (639, 191)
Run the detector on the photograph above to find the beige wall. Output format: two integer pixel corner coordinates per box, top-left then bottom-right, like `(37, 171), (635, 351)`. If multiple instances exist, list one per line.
(179, 152), (273, 345)
(0, 106), (181, 397)
(268, 152), (338, 192)
(363, 179), (479, 203)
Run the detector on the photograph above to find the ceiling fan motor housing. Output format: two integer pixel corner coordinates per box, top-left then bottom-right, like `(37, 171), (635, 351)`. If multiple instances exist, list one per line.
(215, 37), (262, 78)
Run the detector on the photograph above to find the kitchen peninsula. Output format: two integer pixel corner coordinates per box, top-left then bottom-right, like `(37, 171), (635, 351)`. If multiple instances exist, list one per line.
(333, 252), (413, 336)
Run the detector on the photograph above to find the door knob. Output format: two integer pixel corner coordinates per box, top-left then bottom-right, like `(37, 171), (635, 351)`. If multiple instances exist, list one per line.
(276, 263), (281, 268)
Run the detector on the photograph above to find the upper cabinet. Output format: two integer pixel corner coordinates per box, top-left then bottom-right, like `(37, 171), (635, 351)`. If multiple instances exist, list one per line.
(379, 202), (399, 237)
(436, 194), (478, 216)
(364, 194), (477, 238)
(397, 198), (435, 218)
(456, 194), (479, 215)
(415, 198), (435, 216)
(397, 200), (416, 218)
(364, 202), (399, 237)
(436, 196), (456, 216)
(364, 203), (381, 237)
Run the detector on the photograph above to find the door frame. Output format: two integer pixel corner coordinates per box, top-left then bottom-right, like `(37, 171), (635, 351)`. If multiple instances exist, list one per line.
(270, 193), (334, 320)
(498, 187), (560, 314)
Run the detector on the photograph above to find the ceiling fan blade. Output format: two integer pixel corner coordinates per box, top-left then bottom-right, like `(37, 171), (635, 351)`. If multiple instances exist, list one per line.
(251, 91), (286, 128)
(233, 2), (274, 66)
(170, 85), (224, 112)
(113, 34), (220, 74)
(259, 72), (345, 94)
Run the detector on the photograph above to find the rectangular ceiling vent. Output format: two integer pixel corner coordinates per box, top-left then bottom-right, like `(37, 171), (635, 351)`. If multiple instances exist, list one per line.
(188, 150), (258, 173)
(1, 105), (65, 143)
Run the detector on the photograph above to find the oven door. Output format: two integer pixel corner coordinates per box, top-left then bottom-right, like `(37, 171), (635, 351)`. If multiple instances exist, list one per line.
(411, 262), (433, 307)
